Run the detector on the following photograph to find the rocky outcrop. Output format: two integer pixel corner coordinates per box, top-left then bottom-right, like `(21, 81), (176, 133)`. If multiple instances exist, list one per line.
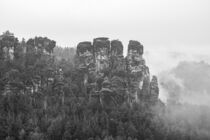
(110, 40), (128, 105)
(149, 76), (159, 104)
(0, 31), (18, 60)
(93, 37), (110, 73)
(76, 41), (95, 72)
(76, 38), (159, 107)
(76, 41), (96, 95)
(110, 40), (126, 75)
(26, 37), (56, 55)
(126, 40), (147, 102)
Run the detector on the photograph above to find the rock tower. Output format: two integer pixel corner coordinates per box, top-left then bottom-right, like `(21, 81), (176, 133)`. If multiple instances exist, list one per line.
(76, 38), (159, 107)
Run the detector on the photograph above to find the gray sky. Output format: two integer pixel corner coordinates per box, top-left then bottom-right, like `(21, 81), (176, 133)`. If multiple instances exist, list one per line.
(1, 0), (210, 49)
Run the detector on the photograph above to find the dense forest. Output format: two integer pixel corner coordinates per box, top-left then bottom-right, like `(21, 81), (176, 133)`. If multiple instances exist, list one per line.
(0, 31), (210, 140)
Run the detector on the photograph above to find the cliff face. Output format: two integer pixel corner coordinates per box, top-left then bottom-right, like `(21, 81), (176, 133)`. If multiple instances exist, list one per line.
(76, 37), (159, 107)
(93, 37), (110, 73)
(0, 31), (18, 60)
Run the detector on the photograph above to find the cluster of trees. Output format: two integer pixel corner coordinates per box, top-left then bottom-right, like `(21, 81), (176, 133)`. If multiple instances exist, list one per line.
(0, 31), (209, 140)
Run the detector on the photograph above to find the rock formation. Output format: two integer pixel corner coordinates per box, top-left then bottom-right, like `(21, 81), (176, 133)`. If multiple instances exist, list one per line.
(0, 31), (18, 60)
(126, 40), (151, 104)
(76, 38), (159, 107)
(110, 40), (126, 75)
(76, 41), (96, 95)
(93, 37), (110, 74)
(110, 40), (128, 105)
(26, 37), (56, 55)
(149, 76), (159, 104)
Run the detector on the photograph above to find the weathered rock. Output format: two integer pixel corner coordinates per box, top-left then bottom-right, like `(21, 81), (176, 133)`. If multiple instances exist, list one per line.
(77, 41), (93, 56)
(100, 78), (116, 108)
(76, 41), (95, 71)
(110, 76), (128, 105)
(138, 73), (150, 103)
(127, 40), (143, 55)
(110, 40), (126, 76)
(110, 40), (123, 56)
(109, 40), (128, 105)
(26, 37), (56, 55)
(149, 75), (159, 104)
(126, 40), (148, 102)
(93, 37), (110, 73)
(76, 38), (159, 106)
(127, 41), (144, 73)
(0, 31), (18, 60)
(76, 41), (96, 95)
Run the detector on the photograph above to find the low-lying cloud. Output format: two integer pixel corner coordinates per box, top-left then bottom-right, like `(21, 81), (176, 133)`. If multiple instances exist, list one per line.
(144, 48), (210, 104)
(147, 49), (210, 138)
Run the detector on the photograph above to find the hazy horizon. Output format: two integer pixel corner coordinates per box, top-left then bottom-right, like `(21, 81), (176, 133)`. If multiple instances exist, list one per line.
(1, 0), (210, 49)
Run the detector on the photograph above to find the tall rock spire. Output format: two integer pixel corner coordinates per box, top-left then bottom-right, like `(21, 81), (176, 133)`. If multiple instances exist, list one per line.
(76, 38), (159, 107)
(93, 37), (110, 73)
(150, 75), (159, 105)
(126, 40), (149, 102)
(76, 41), (94, 71)
(76, 41), (96, 95)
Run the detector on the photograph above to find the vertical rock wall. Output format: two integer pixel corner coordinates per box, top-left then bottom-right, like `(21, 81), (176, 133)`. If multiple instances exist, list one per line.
(110, 40), (127, 105)
(76, 41), (96, 95)
(0, 31), (18, 60)
(150, 76), (159, 104)
(93, 37), (110, 73)
(126, 40), (150, 103)
(76, 38), (159, 106)
(110, 40), (126, 74)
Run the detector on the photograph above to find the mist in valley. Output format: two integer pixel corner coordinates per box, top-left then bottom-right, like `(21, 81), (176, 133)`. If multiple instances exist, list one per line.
(146, 48), (210, 138)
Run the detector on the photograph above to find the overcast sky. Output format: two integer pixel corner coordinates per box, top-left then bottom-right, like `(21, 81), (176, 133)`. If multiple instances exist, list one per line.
(1, 0), (210, 50)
